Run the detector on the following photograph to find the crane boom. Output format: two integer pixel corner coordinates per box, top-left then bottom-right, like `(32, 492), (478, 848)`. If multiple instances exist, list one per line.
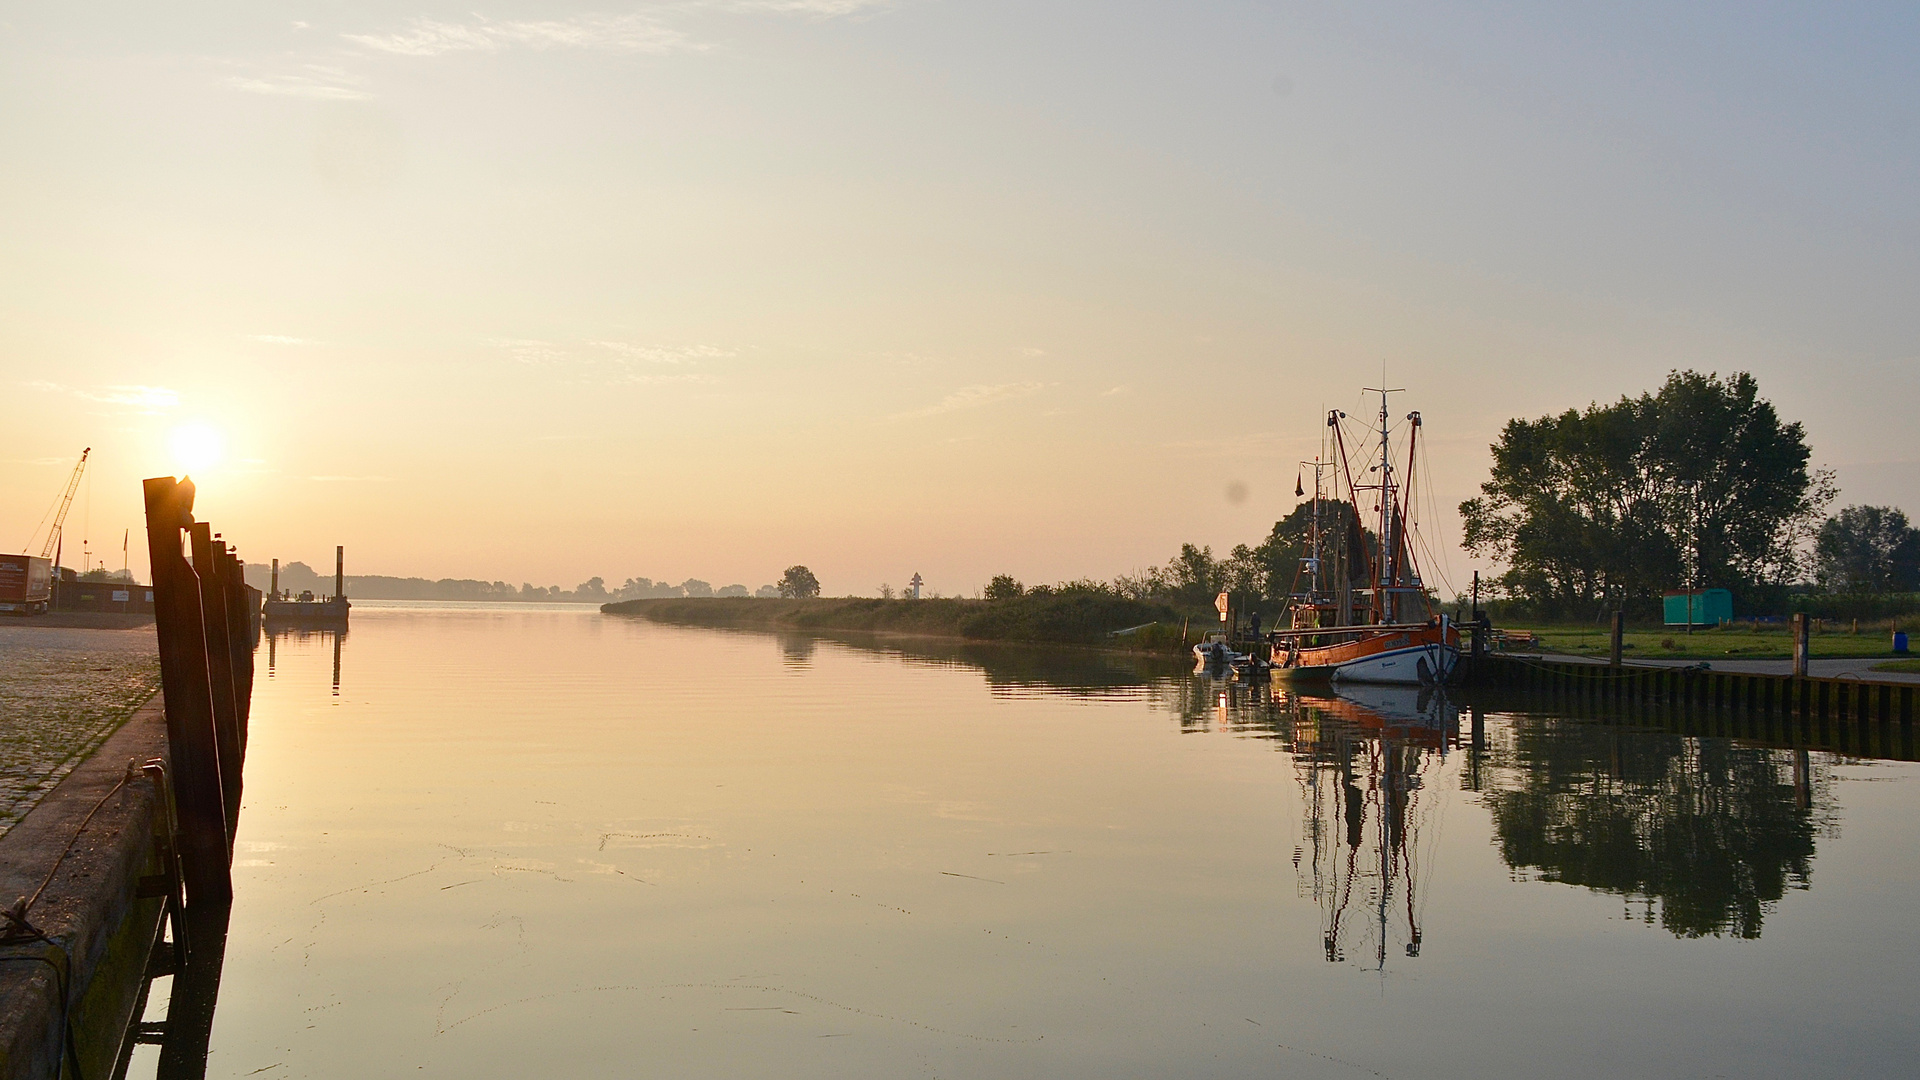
(36, 448), (90, 560)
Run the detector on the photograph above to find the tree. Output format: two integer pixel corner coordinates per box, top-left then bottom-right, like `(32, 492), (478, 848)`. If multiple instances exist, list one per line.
(985, 574), (1023, 601)
(1814, 505), (1920, 593)
(681, 578), (714, 598)
(1165, 543), (1221, 608)
(778, 565), (821, 598)
(574, 576), (608, 601)
(1243, 498), (1372, 603)
(1460, 371), (1830, 617)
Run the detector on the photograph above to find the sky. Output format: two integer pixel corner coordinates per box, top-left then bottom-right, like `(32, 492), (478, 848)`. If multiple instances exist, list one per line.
(2, 1), (1916, 597)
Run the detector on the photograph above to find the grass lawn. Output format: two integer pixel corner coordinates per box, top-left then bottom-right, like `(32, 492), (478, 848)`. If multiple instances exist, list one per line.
(1514, 625), (1908, 661)
(1872, 658), (1920, 674)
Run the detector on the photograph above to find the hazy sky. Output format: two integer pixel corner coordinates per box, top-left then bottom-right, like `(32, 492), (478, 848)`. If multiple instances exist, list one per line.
(3, 1), (1915, 596)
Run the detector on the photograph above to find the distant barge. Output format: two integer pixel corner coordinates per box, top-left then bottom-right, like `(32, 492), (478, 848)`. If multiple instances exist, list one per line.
(263, 545), (350, 627)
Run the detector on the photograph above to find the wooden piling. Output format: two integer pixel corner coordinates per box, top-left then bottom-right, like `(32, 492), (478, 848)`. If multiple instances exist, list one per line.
(141, 477), (232, 907)
(190, 523), (244, 842)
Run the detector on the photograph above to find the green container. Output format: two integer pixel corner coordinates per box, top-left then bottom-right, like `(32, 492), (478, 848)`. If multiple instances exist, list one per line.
(1663, 589), (1732, 627)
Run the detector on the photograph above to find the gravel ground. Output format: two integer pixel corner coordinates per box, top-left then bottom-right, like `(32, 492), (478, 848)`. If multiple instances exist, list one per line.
(0, 623), (160, 837)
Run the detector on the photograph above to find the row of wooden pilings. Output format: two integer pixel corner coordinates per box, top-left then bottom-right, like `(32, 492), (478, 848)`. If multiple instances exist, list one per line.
(1464, 654), (1918, 760)
(122, 475), (261, 1078)
(141, 474), (259, 915)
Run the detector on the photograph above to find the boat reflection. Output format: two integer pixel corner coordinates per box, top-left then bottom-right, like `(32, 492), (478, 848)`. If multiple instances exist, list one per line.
(1279, 686), (1454, 968)
(265, 625), (347, 695)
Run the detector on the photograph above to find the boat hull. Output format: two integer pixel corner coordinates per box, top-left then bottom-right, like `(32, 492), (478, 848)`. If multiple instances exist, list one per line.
(1287, 623), (1460, 686)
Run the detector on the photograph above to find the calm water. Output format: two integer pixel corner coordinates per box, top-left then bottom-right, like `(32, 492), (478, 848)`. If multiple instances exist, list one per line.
(159, 605), (1919, 1077)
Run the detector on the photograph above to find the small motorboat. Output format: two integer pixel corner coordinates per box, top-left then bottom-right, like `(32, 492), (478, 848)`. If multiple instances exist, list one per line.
(1192, 632), (1247, 670)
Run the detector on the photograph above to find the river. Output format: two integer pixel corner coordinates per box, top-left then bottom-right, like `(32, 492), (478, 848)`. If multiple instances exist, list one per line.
(143, 603), (1920, 1078)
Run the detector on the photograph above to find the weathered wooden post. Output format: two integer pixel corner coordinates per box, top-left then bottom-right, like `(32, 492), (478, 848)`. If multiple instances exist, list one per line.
(219, 544), (253, 745)
(142, 476), (232, 906)
(1610, 611), (1624, 669)
(1792, 613), (1809, 679)
(191, 522), (245, 839)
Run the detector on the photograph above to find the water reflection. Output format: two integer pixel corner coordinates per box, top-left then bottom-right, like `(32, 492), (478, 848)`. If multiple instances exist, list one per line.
(779, 629), (1849, 945)
(110, 902), (233, 1080)
(199, 611), (1920, 1077)
(265, 626), (347, 695)
(1478, 720), (1832, 939)
(757, 629), (1188, 697)
(1279, 688), (1455, 969)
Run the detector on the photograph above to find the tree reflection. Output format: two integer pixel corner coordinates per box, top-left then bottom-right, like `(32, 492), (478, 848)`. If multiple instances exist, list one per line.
(1480, 721), (1832, 939)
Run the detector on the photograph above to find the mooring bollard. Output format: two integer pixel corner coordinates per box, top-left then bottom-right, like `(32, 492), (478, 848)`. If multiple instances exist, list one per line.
(1792, 613), (1810, 679)
(142, 477), (233, 906)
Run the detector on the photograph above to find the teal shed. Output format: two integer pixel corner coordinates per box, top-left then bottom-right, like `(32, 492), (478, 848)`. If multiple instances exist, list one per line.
(1663, 589), (1732, 627)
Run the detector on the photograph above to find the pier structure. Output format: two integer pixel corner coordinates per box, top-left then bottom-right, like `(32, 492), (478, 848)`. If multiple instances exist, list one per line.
(1463, 653), (1916, 761)
(262, 545), (350, 627)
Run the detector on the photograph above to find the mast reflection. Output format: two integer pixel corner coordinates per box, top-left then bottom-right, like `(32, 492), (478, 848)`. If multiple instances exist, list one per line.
(263, 625), (347, 695)
(1280, 686), (1454, 968)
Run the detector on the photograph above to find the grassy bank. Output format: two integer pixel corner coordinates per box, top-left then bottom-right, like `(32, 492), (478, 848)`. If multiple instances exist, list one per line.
(1516, 623), (1912, 661)
(601, 595), (1191, 652)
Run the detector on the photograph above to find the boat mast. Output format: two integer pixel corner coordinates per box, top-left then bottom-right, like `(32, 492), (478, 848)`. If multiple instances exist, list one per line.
(1378, 389), (1391, 623)
(1363, 382), (1403, 624)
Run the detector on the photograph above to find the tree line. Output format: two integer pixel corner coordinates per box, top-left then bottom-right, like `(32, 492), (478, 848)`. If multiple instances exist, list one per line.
(1460, 369), (1915, 619)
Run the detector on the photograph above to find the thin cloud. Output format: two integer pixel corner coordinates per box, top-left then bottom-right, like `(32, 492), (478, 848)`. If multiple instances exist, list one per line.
(617, 372), (709, 385)
(345, 2), (893, 58)
(249, 334), (312, 345)
(892, 382), (1046, 421)
(27, 381), (180, 413)
(227, 67), (371, 100)
(724, 0), (892, 13)
(591, 342), (733, 365)
(1103, 384), (1131, 396)
(489, 338), (568, 365)
(347, 14), (700, 56)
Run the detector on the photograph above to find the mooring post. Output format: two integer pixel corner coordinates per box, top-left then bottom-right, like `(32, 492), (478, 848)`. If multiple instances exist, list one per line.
(1792, 613), (1809, 679)
(1609, 611), (1624, 669)
(142, 476), (232, 906)
(220, 545), (253, 743)
(190, 522), (245, 841)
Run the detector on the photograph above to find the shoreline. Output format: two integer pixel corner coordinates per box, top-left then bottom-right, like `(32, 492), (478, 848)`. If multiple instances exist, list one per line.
(600, 596), (1195, 655)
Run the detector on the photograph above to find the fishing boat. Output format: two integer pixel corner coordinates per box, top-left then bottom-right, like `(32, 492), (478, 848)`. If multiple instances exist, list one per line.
(1269, 386), (1460, 686)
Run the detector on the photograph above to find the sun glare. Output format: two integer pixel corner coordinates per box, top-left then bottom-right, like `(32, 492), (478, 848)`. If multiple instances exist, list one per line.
(168, 422), (227, 474)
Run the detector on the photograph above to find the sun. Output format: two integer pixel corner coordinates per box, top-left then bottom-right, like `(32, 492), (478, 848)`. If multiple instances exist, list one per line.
(168, 422), (227, 474)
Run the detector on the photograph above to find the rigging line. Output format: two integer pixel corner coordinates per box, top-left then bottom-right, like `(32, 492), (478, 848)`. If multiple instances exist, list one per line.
(1417, 438), (1458, 595)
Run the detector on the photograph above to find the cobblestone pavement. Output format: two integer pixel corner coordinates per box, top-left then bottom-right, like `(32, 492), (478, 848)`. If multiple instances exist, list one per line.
(0, 624), (160, 837)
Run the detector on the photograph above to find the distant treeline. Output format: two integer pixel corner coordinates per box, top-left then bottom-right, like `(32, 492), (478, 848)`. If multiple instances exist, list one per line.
(244, 562), (781, 603)
(604, 594), (1188, 652)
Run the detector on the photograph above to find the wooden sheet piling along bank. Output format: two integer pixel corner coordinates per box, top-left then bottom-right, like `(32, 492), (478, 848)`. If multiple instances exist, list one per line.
(141, 476), (233, 908)
(1464, 655), (1918, 760)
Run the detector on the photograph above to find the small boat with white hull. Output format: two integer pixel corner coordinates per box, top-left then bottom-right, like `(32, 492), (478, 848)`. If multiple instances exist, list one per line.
(1268, 386), (1460, 686)
(1192, 631), (1248, 669)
